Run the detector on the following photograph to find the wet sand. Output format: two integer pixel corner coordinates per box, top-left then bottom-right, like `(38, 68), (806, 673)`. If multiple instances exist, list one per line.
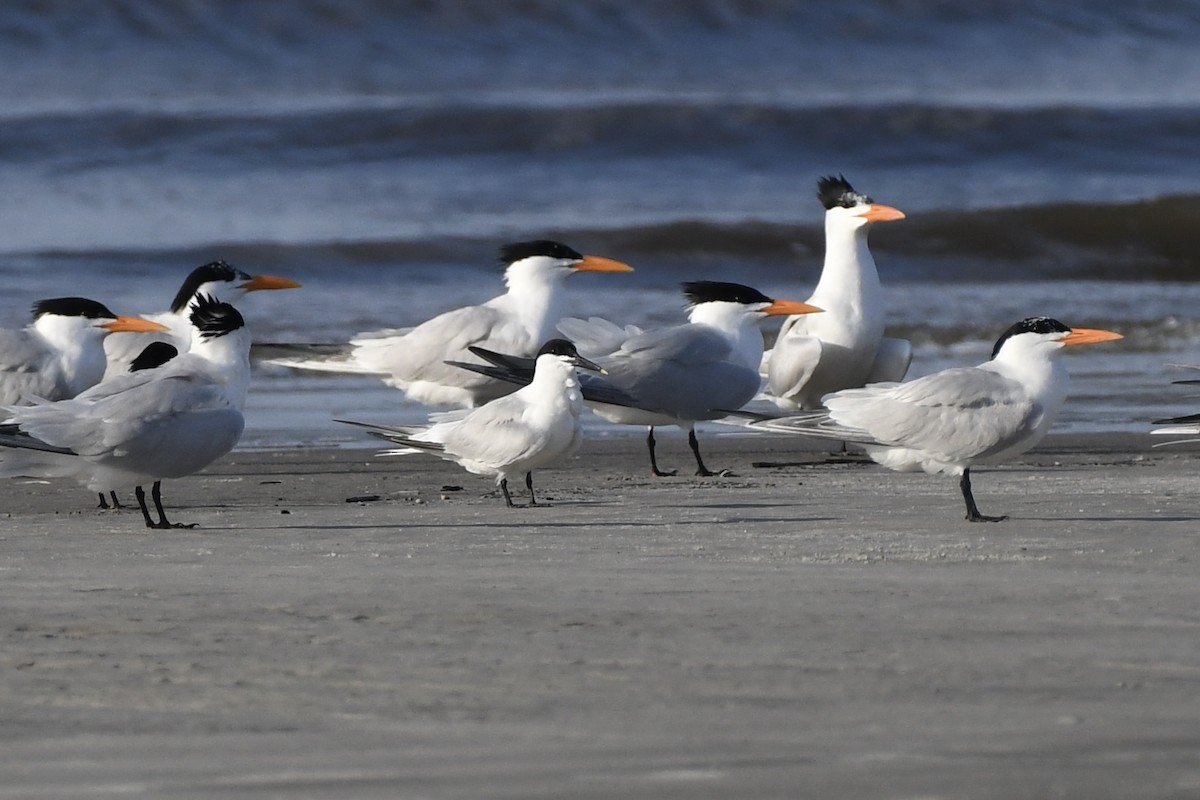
(1, 431), (1199, 799)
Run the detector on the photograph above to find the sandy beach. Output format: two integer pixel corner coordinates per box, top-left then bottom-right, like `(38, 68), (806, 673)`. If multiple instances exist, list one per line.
(1, 431), (1199, 798)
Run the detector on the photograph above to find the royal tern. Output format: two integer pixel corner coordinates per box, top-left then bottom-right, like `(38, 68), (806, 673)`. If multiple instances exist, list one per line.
(103, 260), (300, 379)
(477, 281), (822, 477)
(338, 339), (604, 507)
(751, 317), (1122, 521)
(766, 175), (908, 411)
(268, 241), (632, 408)
(1, 297), (168, 406)
(0, 294), (252, 528)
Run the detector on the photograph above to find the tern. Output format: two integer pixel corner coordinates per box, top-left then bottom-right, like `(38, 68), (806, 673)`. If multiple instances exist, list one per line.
(338, 339), (604, 507)
(0, 294), (252, 529)
(750, 317), (1122, 521)
(268, 241), (632, 408)
(1151, 365), (1200, 445)
(1, 297), (169, 406)
(464, 281), (822, 477)
(103, 260), (300, 379)
(766, 175), (908, 410)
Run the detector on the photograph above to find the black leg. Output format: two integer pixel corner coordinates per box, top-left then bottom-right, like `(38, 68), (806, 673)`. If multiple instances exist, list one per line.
(110, 491), (122, 509)
(688, 428), (717, 477)
(500, 478), (516, 508)
(960, 469), (1007, 523)
(647, 427), (676, 477)
(134, 486), (156, 528)
(525, 471), (537, 506)
(148, 481), (197, 529)
(98, 492), (110, 509)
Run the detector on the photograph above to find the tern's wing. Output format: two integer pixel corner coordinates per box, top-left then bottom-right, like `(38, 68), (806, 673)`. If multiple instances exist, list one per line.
(434, 393), (553, 467)
(865, 337), (913, 383)
(556, 317), (645, 358)
(765, 334), (823, 401)
(448, 357), (647, 410)
(0, 329), (65, 404)
(600, 326), (761, 418)
(349, 304), (537, 393)
(11, 369), (237, 461)
(825, 367), (1042, 462)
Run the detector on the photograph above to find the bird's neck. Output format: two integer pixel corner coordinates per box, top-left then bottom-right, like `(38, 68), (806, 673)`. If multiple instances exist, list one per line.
(993, 351), (1070, 413)
(811, 222), (881, 306)
(190, 336), (252, 408)
(500, 272), (568, 343)
(688, 304), (764, 369)
(525, 358), (582, 414)
(33, 318), (106, 394)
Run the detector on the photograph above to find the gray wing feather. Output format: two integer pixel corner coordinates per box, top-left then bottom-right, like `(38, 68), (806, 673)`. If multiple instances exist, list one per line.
(605, 326), (761, 418)
(0, 329), (65, 405)
(350, 304), (536, 395)
(826, 367), (1041, 461)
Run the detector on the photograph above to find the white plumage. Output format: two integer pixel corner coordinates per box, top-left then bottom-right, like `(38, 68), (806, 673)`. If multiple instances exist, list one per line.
(558, 281), (822, 476)
(1, 298), (168, 406)
(766, 175), (909, 411)
(1, 295), (252, 528)
(102, 260), (300, 379)
(339, 339), (603, 507)
(269, 241), (632, 408)
(753, 318), (1123, 521)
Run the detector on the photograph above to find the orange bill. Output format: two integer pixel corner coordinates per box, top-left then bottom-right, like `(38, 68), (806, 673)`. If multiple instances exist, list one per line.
(574, 255), (634, 273)
(241, 274), (303, 291)
(102, 316), (171, 333)
(859, 204), (906, 223)
(764, 299), (823, 316)
(1062, 327), (1123, 347)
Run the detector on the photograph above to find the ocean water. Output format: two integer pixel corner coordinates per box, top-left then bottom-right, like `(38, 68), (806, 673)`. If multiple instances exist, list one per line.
(2, 1), (1199, 447)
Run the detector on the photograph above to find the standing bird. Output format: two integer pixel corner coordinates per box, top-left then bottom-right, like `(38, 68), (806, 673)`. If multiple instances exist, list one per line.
(267, 241), (633, 408)
(0, 295), (252, 529)
(473, 282), (822, 477)
(338, 339), (604, 507)
(1, 297), (168, 406)
(766, 175), (908, 410)
(751, 318), (1122, 521)
(102, 260), (300, 379)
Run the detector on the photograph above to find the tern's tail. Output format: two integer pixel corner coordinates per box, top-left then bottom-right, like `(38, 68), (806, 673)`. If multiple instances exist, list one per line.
(741, 411), (877, 444)
(254, 343), (386, 375)
(334, 418), (445, 456)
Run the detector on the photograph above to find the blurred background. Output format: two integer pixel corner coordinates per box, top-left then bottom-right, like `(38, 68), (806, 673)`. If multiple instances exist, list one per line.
(2, 1), (1198, 445)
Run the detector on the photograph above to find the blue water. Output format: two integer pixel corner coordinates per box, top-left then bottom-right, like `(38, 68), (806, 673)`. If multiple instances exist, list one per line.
(2, 1), (1199, 446)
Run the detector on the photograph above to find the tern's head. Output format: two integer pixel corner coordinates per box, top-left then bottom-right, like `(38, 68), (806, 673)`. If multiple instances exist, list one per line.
(536, 338), (606, 374)
(991, 317), (1123, 362)
(682, 281), (822, 327)
(169, 260), (301, 313)
(188, 294), (247, 340)
(817, 174), (905, 233)
(499, 240), (633, 287)
(31, 296), (169, 341)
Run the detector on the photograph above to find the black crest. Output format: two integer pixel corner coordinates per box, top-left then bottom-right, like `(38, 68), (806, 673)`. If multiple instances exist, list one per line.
(816, 174), (872, 210)
(990, 317), (1070, 358)
(129, 342), (179, 372)
(189, 294), (246, 338)
(170, 261), (250, 312)
(682, 281), (773, 307)
(498, 240), (583, 266)
(32, 297), (116, 320)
